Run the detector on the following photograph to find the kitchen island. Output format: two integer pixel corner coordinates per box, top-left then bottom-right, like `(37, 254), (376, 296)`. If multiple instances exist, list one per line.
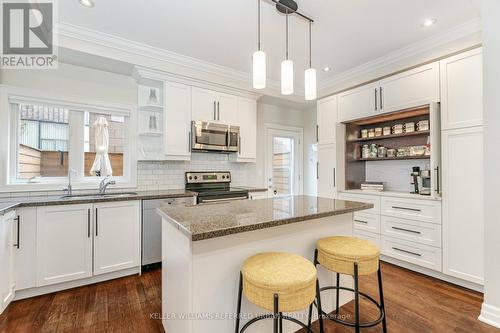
(157, 195), (373, 333)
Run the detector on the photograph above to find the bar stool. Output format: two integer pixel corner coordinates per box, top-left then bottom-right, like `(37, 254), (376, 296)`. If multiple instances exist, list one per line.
(308, 236), (388, 333)
(235, 252), (324, 333)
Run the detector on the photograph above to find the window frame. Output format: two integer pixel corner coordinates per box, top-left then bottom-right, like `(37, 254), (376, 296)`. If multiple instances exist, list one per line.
(1, 85), (137, 192)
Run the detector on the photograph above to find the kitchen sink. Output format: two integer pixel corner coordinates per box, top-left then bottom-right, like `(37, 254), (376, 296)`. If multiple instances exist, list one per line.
(59, 192), (138, 199)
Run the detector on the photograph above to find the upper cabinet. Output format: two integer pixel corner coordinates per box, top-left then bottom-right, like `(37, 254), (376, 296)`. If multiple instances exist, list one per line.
(164, 81), (192, 160)
(317, 95), (338, 144)
(192, 87), (238, 124)
(337, 62), (440, 122)
(440, 48), (483, 130)
(379, 62), (440, 113)
(338, 82), (380, 122)
(233, 97), (257, 162)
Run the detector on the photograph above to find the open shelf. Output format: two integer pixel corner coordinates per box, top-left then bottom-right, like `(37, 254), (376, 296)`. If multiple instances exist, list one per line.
(348, 130), (430, 143)
(355, 155), (430, 162)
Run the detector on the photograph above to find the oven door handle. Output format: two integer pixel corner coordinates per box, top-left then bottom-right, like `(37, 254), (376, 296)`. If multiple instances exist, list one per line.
(200, 196), (248, 203)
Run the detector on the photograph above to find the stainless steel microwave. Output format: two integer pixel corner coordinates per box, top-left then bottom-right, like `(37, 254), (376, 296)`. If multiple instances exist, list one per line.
(191, 121), (240, 153)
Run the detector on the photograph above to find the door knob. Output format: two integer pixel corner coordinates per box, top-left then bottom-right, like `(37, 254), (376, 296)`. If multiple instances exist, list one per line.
(273, 190), (278, 195)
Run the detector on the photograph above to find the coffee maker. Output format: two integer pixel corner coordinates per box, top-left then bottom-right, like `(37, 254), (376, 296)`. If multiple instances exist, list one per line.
(411, 166), (431, 196)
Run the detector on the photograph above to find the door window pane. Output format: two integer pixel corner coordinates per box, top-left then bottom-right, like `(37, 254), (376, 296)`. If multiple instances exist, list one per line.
(272, 137), (294, 196)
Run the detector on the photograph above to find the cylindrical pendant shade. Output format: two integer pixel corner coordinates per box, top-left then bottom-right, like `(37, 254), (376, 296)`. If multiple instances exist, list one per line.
(252, 50), (266, 89)
(281, 60), (294, 95)
(304, 68), (317, 100)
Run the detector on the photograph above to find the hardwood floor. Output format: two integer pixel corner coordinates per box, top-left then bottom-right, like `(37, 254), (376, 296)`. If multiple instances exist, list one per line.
(0, 262), (498, 333)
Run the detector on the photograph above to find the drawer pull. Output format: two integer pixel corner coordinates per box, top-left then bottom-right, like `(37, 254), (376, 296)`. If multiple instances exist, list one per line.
(392, 247), (422, 257)
(391, 206), (421, 212)
(354, 219), (369, 224)
(391, 226), (421, 234)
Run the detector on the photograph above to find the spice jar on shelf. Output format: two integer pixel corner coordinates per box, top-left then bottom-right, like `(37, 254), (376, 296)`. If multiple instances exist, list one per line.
(369, 144), (378, 158)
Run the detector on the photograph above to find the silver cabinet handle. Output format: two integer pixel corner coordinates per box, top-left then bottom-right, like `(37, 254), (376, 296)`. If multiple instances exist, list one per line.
(14, 216), (20, 249)
(391, 226), (421, 234)
(217, 102), (220, 120)
(380, 87), (383, 109)
(374, 88), (378, 111)
(239, 136), (241, 154)
(87, 209), (91, 238)
(189, 131), (192, 152)
(213, 101), (216, 120)
(391, 206), (421, 212)
(435, 166), (440, 193)
(354, 219), (368, 224)
(316, 162), (319, 179)
(333, 168), (336, 187)
(392, 247), (421, 257)
(95, 208), (98, 237)
(316, 125), (319, 142)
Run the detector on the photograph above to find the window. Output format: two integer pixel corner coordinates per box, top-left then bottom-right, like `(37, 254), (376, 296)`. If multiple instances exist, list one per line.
(10, 100), (132, 186)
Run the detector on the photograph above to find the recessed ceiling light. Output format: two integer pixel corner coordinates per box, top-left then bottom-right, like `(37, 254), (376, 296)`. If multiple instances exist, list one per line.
(323, 66), (331, 72)
(422, 18), (437, 27)
(79, 0), (95, 8)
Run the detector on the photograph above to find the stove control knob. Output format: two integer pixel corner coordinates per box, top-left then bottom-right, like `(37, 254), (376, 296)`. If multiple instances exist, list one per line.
(222, 175), (225, 179)
(194, 176), (198, 180)
(188, 176), (193, 180)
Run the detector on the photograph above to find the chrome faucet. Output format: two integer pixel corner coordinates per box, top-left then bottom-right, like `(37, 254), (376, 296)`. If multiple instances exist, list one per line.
(99, 177), (116, 195)
(63, 169), (76, 196)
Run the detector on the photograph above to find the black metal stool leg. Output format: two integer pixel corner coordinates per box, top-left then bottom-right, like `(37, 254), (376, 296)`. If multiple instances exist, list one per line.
(316, 278), (325, 333)
(354, 262), (360, 333)
(273, 294), (279, 333)
(279, 312), (283, 333)
(235, 272), (243, 333)
(335, 272), (340, 315)
(308, 249), (319, 328)
(378, 265), (388, 333)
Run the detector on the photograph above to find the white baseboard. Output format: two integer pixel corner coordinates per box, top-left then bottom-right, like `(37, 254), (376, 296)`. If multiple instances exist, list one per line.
(14, 266), (140, 301)
(479, 303), (500, 329)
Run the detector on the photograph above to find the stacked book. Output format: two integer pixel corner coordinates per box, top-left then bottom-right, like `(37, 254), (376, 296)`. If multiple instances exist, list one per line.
(360, 182), (384, 191)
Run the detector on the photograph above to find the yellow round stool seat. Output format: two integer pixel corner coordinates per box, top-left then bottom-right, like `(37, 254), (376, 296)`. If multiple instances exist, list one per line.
(241, 252), (317, 313)
(317, 236), (380, 276)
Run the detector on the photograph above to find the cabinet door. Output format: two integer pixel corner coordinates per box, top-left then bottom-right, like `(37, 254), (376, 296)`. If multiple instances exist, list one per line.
(37, 204), (93, 286)
(442, 127), (484, 284)
(217, 92), (238, 124)
(440, 48), (483, 130)
(379, 62), (440, 113)
(192, 87), (217, 122)
(317, 95), (337, 144)
(14, 208), (37, 290)
(164, 81), (192, 160)
(0, 211), (15, 314)
(338, 82), (379, 122)
(317, 144), (337, 198)
(236, 97), (257, 161)
(93, 201), (141, 275)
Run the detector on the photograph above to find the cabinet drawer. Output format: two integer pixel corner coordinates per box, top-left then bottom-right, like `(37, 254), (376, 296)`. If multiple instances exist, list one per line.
(381, 216), (441, 248)
(354, 230), (381, 248)
(381, 236), (442, 271)
(381, 197), (441, 224)
(353, 212), (380, 233)
(339, 193), (380, 214)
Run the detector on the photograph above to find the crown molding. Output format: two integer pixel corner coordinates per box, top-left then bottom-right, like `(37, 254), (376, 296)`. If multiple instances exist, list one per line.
(318, 18), (482, 95)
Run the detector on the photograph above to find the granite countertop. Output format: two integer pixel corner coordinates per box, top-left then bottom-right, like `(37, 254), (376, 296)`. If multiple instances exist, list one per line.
(0, 189), (197, 215)
(157, 195), (373, 241)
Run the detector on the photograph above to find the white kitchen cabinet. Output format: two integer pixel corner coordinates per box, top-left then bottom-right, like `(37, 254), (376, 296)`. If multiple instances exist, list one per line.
(338, 82), (379, 122)
(0, 211), (16, 314)
(14, 207), (37, 290)
(164, 81), (192, 160)
(234, 97), (257, 162)
(379, 62), (439, 113)
(317, 144), (337, 199)
(441, 127), (484, 284)
(37, 204), (93, 286)
(317, 95), (337, 144)
(440, 48), (483, 130)
(93, 201), (141, 275)
(191, 87), (238, 124)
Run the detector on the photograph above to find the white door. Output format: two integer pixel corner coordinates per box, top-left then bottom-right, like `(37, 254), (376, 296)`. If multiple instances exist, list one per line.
(236, 97), (257, 161)
(379, 62), (440, 113)
(266, 128), (303, 197)
(338, 82), (380, 122)
(440, 48), (483, 130)
(37, 204), (93, 286)
(0, 211), (15, 314)
(217, 92), (238, 124)
(317, 95), (337, 144)
(164, 81), (192, 160)
(441, 127), (484, 284)
(317, 144), (337, 198)
(93, 201), (141, 275)
(191, 87), (218, 122)
(14, 207), (37, 290)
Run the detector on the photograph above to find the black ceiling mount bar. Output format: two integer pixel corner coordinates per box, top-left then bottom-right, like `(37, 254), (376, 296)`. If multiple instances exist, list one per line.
(268, 0), (314, 23)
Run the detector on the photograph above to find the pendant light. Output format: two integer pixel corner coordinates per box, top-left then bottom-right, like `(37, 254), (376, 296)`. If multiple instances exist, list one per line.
(304, 20), (317, 100)
(281, 11), (294, 95)
(253, 0), (266, 89)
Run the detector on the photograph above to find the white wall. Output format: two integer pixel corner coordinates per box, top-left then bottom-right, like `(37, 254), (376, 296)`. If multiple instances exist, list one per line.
(479, 0), (500, 328)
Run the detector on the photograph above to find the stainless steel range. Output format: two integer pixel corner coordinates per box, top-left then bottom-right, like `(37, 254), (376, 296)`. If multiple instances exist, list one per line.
(185, 171), (249, 204)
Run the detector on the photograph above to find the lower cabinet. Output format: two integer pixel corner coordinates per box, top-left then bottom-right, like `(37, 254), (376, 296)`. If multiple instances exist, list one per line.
(14, 208), (37, 290)
(0, 211), (16, 314)
(37, 201), (141, 287)
(317, 144), (337, 198)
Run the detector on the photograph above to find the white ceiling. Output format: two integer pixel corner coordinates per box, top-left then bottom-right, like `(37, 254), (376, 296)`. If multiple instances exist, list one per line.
(59, 0), (480, 88)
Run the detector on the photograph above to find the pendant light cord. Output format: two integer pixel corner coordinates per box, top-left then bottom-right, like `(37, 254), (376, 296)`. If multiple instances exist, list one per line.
(257, 0), (261, 51)
(285, 11), (289, 60)
(309, 20), (312, 68)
